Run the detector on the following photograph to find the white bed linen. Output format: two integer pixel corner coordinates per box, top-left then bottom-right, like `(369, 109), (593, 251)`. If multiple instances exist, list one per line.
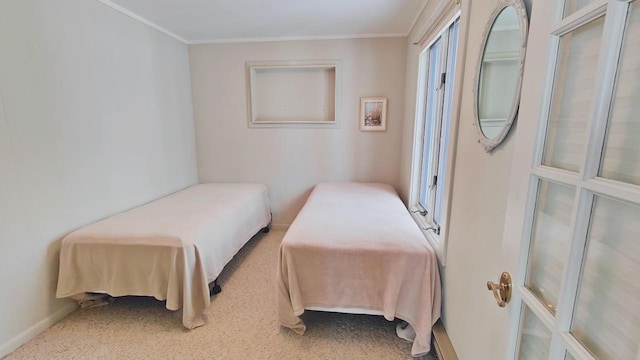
(277, 182), (441, 357)
(56, 183), (271, 329)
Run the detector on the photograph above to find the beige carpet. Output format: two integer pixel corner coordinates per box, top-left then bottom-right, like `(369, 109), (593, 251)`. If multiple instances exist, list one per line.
(6, 229), (438, 360)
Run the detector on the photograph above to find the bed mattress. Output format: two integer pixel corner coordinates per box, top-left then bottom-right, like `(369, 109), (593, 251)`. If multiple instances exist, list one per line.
(277, 182), (441, 356)
(56, 183), (271, 329)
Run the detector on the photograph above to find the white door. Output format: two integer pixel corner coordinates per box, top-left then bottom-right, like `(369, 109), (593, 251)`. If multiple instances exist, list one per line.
(495, 0), (640, 359)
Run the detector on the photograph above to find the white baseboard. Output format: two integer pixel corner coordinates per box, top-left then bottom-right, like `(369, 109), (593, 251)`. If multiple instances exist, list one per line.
(0, 301), (77, 358)
(432, 319), (458, 360)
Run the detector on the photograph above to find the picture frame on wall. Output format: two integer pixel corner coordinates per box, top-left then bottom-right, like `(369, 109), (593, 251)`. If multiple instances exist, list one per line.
(360, 97), (387, 131)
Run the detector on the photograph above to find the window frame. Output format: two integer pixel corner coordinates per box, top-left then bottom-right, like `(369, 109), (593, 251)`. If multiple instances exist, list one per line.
(409, 12), (464, 265)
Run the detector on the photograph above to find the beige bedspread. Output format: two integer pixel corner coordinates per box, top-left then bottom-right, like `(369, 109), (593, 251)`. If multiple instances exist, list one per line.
(57, 183), (271, 329)
(277, 182), (441, 357)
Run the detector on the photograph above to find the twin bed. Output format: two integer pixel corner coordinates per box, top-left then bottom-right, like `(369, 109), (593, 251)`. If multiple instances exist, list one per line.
(56, 181), (441, 356)
(277, 182), (441, 357)
(56, 183), (271, 329)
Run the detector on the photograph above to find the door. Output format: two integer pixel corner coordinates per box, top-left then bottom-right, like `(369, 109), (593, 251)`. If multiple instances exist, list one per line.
(495, 0), (640, 359)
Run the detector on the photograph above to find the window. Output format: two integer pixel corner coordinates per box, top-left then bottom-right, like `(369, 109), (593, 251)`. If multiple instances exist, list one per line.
(410, 15), (460, 261)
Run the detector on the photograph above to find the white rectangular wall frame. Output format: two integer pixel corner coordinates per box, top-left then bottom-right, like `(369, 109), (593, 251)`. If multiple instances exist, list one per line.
(246, 60), (342, 128)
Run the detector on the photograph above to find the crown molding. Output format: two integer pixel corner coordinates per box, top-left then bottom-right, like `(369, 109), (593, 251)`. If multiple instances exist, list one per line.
(407, 0), (431, 35)
(187, 33), (407, 45)
(97, 0), (188, 44)
(97, 0), (412, 45)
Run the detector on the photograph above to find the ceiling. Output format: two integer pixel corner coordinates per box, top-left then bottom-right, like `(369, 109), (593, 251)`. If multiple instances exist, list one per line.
(101, 0), (428, 44)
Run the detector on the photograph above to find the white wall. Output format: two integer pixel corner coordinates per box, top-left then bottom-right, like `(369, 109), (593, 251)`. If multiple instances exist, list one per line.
(189, 38), (407, 225)
(0, 0), (197, 355)
(400, 0), (531, 358)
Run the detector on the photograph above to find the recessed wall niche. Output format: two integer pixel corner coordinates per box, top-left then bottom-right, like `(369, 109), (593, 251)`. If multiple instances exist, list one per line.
(246, 60), (342, 128)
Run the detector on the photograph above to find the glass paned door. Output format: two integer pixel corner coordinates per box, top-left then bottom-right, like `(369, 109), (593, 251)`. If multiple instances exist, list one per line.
(599, 4), (640, 185)
(511, 1), (640, 359)
(572, 196), (640, 360)
(526, 181), (574, 314)
(518, 306), (552, 359)
(542, 16), (605, 172)
(564, 0), (600, 17)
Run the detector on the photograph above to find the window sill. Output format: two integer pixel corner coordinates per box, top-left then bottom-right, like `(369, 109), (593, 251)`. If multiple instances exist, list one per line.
(410, 211), (446, 266)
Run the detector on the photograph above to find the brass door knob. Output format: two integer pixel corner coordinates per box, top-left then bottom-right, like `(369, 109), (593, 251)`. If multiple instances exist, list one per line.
(487, 272), (512, 307)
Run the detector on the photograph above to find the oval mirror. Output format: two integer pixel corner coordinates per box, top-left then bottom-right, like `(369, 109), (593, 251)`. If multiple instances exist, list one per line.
(474, 0), (528, 152)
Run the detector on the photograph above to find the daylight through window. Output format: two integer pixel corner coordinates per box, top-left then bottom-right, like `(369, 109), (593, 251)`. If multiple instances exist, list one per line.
(411, 16), (460, 255)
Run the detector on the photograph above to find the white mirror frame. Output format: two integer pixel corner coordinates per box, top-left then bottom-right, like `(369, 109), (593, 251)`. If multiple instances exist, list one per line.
(473, 0), (528, 152)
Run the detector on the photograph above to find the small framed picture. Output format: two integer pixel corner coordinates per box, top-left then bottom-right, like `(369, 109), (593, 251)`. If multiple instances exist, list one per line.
(360, 97), (387, 131)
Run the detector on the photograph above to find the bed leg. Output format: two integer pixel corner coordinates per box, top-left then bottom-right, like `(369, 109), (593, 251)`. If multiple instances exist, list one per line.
(261, 225), (270, 234)
(209, 279), (222, 296)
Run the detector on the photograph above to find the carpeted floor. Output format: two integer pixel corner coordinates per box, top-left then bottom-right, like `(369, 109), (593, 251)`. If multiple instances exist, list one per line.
(5, 229), (438, 360)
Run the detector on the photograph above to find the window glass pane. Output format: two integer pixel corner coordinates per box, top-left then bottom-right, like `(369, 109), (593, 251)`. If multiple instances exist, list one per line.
(543, 17), (605, 172)
(564, 0), (598, 18)
(419, 39), (442, 210)
(434, 20), (459, 225)
(526, 180), (574, 314)
(518, 306), (552, 360)
(600, 4), (640, 185)
(572, 196), (640, 360)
